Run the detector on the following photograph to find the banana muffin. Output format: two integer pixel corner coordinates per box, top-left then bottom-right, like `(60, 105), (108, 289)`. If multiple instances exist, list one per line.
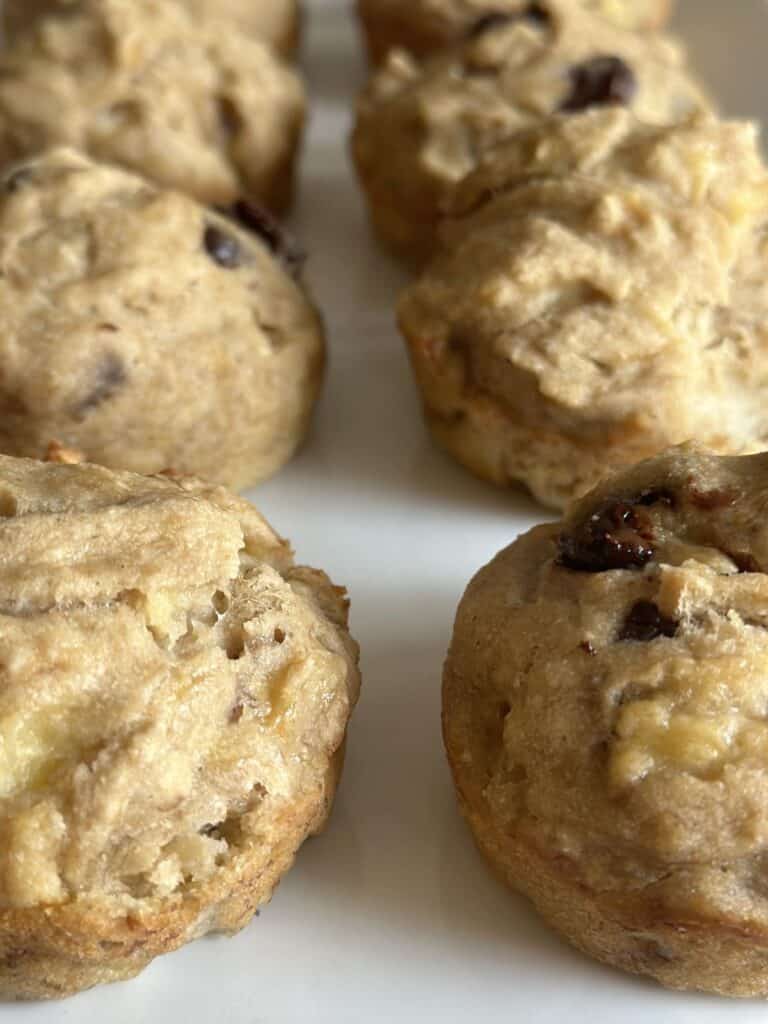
(0, 0), (305, 213)
(0, 453), (360, 999)
(398, 110), (768, 507)
(444, 444), (768, 996)
(0, 148), (324, 489)
(353, 0), (709, 264)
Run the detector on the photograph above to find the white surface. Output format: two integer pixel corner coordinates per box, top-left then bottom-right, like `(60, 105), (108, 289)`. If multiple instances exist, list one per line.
(16, 1), (768, 1020)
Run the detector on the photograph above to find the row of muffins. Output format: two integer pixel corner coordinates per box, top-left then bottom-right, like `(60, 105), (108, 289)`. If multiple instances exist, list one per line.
(0, 0), (362, 1001)
(0, 0), (329, 491)
(354, 0), (768, 1001)
(351, 0), (768, 508)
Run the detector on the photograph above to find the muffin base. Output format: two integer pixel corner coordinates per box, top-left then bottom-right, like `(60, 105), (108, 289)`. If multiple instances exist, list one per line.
(401, 325), (667, 507)
(443, 678), (768, 997)
(0, 746), (345, 1000)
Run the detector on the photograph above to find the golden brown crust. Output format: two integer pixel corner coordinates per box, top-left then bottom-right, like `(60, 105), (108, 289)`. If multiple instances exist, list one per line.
(0, 783), (338, 1000)
(43, 440), (86, 465)
(446, 752), (768, 998)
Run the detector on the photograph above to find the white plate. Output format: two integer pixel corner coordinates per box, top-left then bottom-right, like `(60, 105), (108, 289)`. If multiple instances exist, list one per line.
(17, 2), (768, 1020)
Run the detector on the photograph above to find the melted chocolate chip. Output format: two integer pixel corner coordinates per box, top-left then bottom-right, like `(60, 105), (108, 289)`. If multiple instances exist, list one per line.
(467, 11), (514, 37)
(560, 56), (637, 114)
(559, 501), (655, 573)
(203, 224), (242, 269)
(4, 166), (33, 193)
(218, 200), (305, 277)
(580, 640), (597, 656)
(619, 601), (678, 643)
(467, 3), (550, 38)
(636, 488), (675, 508)
(76, 352), (126, 415)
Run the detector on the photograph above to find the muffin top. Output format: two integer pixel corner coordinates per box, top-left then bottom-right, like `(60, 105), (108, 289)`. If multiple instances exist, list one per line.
(359, 0), (671, 57)
(0, 454), (359, 912)
(0, 0), (304, 209)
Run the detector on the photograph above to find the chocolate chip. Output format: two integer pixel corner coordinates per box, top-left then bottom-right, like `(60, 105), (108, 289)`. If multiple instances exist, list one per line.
(522, 2), (550, 25)
(580, 640), (597, 656)
(559, 501), (655, 573)
(4, 166), (33, 193)
(560, 56), (637, 114)
(636, 488), (675, 508)
(203, 224), (242, 269)
(217, 95), (242, 140)
(619, 601), (678, 643)
(218, 200), (305, 277)
(467, 3), (550, 38)
(467, 12), (516, 36)
(76, 352), (126, 415)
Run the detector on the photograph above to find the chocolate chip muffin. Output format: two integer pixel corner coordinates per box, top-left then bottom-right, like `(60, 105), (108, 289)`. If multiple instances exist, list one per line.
(0, 0), (305, 213)
(357, 0), (673, 64)
(4, 0), (302, 56)
(0, 148), (323, 489)
(444, 444), (768, 996)
(0, 453), (360, 1000)
(353, 0), (708, 264)
(398, 110), (768, 508)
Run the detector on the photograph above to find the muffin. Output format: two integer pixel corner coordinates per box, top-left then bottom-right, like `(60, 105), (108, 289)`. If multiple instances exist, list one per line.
(0, 452), (360, 999)
(398, 110), (768, 508)
(444, 443), (768, 996)
(0, 148), (324, 489)
(0, 0), (305, 213)
(357, 0), (673, 64)
(352, 0), (709, 264)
